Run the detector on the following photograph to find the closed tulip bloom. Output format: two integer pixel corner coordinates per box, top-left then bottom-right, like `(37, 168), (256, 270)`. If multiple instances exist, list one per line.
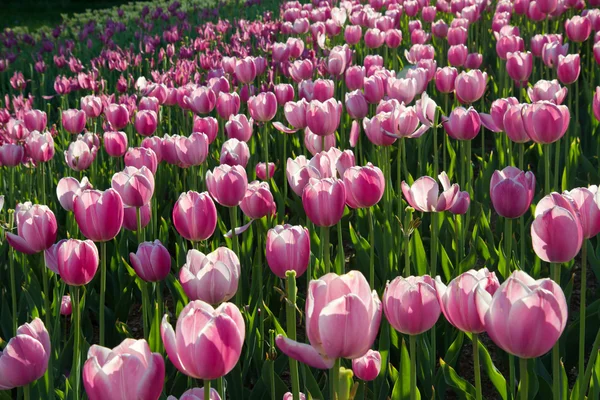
(383, 275), (441, 335)
(83, 339), (165, 400)
(564, 187), (600, 239)
(6, 202), (57, 254)
(134, 110), (158, 136)
(522, 101), (569, 144)
(256, 162), (275, 180)
(557, 54), (580, 85)
(402, 172), (460, 212)
(206, 165), (248, 207)
(435, 67), (458, 93)
(111, 166), (155, 208)
(192, 116), (218, 144)
(26, 130), (55, 163)
(506, 51), (533, 85)
(240, 181), (275, 219)
(104, 131), (128, 157)
(344, 25), (362, 45)
(187, 86), (216, 115)
(448, 190), (471, 215)
(363, 75), (385, 104)
(385, 29), (403, 48)
(57, 239), (99, 286)
(161, 300), (245, 379)
(444, 107), (481, 140)
(365, 28), (385, 48)
(277, 271), (382, 368)
(0, 144), (24, 166)
(266, 224), (310, 279)
(180, 248), (240, 305)
(434, 269), (499, 333)
(61, 295), (72, 316)
(220, 139), (250, 167)
(480, 97), (519, 133)
(345, 66), (365, 91)
(289, 59), (314, 83)
(174, 133), (209, 168)
(24, 109), (47, 132)
(475, 270), (567, 358)
(248, 92), (277, 122)
(235, 57), (257, 84)
(490, 167), (536, 219)
(432, 19), (449, 38)
(283, 99), (309, 129)
(387, 77), (417, 105)
(56, 176), (92, 211)
(465, 53), (483, 69)
(74, 189), (124, 242)
(304, 129), (336, 156)
(343, 164), (385, 209)
(306, 99), (342, 137)
(495, 34), (525, 60)
(104, 104), (130, 130)
(287, 155), (321, 196)
(125, 146), (158, 174)
(139, 96), (160, 114)
(448, 44), (468, 67)
(167, 388), (221, 400)
(455, 70), (487, 104)
(0, 318), (50, 390)
(448, 26), (468, 45)
(527, 79), (567, 104)
(352, 350), (381, 381)
(81, 95), (103, 118)
(302, 178), (346, 227)
(216, 92), (240, 119)
(62, 109), (87, 134)
(274, 84), (295, 106)
(565, 15), (591, 42)
(173, 191), (217, 242)
(542, 41), (568, 68)
(531, 200), (583, 263)
(503, 104), (530, 143)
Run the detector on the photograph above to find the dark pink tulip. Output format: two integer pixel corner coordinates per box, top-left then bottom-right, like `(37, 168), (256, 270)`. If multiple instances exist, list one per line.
(122, 204), (151, 231)
(26, 130), (54, 163)
(365, 28), (385, 48)
(432, 20), (449, 38)
(220, 139), (250, 167)
(464, 53), (482, 69)
(302, 178), (346, 227)
(480, 97), (519, 133)
(444, 107), (481, 140)
(216, 92), (240, 119)
(81, 95), (103, 118)
(180, 248), (240, 305)
(448, 26), (468, 45)
(345, 66), (365, 91)
(57, 239), (99, 286)
(531, 199), (582, 263)
(344, 25), (362, 45)
(274, 84), (295, 106)
(5, 119), (29, 143)
(124, 146), (158, 174)
(256, 162), (275, 180)
(60, 295), (72, 316)
(527, 79), (567, 104)
(448, 44), (468, 67)
(565, 16), (591, 42)
(448, 190), (471, 215)
(235, 57), (257, 84)
(343, 163), (385, 209)
(402, 172), (459, 212)
(306, 99), (342, 137)
(104, 104), (130, 130)
(434, 269), (499, 333)
(383, 275), (441, 335)
(248, 92), (277, 122)
(475, 270), (567, 358)
(134, 110), (158, 137)
(522, 101), (569, 144)
(62, 109), (86, 134)
(272, 42), (290, 63)
(455, 70), (487, 104)
(352, 350), (381, 381)
(266, 224), (310, 279)
(283, 99), (308, 130)
(104, 131), (128, 157)
(6, 202), (57, 254)
(363, 113), (397, 147)
(536, 0), (558, 13)
(490, 167), (535, 219)
(240, 181), (275, 219)
(345, 90), (368, 120)
(594, 87), (600, 122)
(206, 165), (248, 207)
(139, 96), (160, 114)
(565, 187), (600, 239)
(530, 34), (549, 57)
(495, 34), (525, 60)
(64, 140), (97, 171)
(542, 41), (568, 68)
(385, 29), (403, 48)
(187, 86), (216, 115)
(506, 51), (533, 85)
(276, 271), (381, 367)
(364, 75), (385, 104)
(56, 176), (92, 212)
(129, 240), (171, 282)
(286, 37), (304, 58)
(0, 318), (50, 390)
(24, 109), (47, 132)
(422, 6), (437, 22)
(289, 59), (314, 83)
(111, 166), (155, 208)
(435, 67), (458, 93)
(557, 54), (580, 85)
(226, 114), (253, 142)
(172, 191), (217, 242)
(161, 301), (245, 379)
(83, 339), (165, 400)
(327, 45), (351, 76)
(503, 104), (530, 143)
(74, 189), (124, 242)
(193, 116), (218, 144)
(161, 134), (179, 165)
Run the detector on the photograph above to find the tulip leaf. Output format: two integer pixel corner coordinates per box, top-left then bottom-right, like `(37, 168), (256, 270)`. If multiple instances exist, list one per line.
(411, 228), (427, 276)
(440, 358), (476, 400)
(391, 338), (417, 400)
(375, 321), (391, 400)
(466, 333), (507, 400)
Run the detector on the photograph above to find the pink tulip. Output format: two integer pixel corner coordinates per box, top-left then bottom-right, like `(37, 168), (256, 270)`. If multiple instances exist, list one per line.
(61, 295), (72, 316)
(527, 79), (567, 104)
(81, 95), (103, 118)
(402, 172), (460, 212)
(475, 270), (567, 358)
(283, 393), (306, 400)
(111, 166), (155, 208)
(363, 75), (385, 104)
(216, 92), (241, 119)
(180, 248), (240, 305)
(480, 97), (519, 133)
(125, 146), (158, 174)
(24, 109), (47, 132)
(122, 203), (151, 231)
(6, 202), (57, 254)
(104, 131), (128, 157)
(225, 114), (253, 142)
(56, 176), (92, 211)
(383, 275), (441, 335)
(502, 104), (530, 143)
(557, 54), (580, 85)
(385, 29), (403, 48)
(345, 66), (365, 91)
(104, 104), (130, 130)
(235, 57), (257, 84)
(448, 190), (471, 215)
(187, 86), (216, 115)
(564, 187), (600, 239)
(74, 189), (124, 242)
(57, 239), (99, 286)
(0, 318), (50, 390)
(220, 139), (250, 167)
(289, 60), (314, 83)
(304, 129), (336, 156)
(266, 224), (310, 279)
(435, 67), (458, 93)
(506, 51), (533, 85)
(174, 133), (209, 168)
(490, 167), (536, 219)
(352, 350), (381, 381)
(274, 84), (295, 106)
(162, 300), (245, 379)
(343, 163), (385, 209)
(542, 41), (568, 68)
(306, 99), (342, 137)
(522, 101), (569, 144)
(193, 116), (218, 144)
(134, 110), (158, 137)
(565, 15), (591, 42)
(362, 113), (396, 147)
(0, 144), (24, 167)
(287, 156), (321, 196)
(256, 162), (275, 180)
(386, 77), (417, 105)
(448, 26), (468, 45)
(139, 96), (160, 114)
(594, 87), (600, 122)
(25, 130), (54, 163)
(365, 28), (385, 48)
(248, 92), (277, 122)
(206, 165), (248, 207)
(172, 191), (217, 242)
(455, 70), (487, 104)
(495, 34), (525, 60)
(434, 269), (499, 333)
(448, 44), (468, 67)
(167, 388), (221, 400)
(444, 107), (481, 140)
(277, 271), (381, 368)
(240, 181), (275, 219)
(62, 109), (87, 134)
(302, 178), (346, 227)
(344, 25), (362, 45)
(283, 99), (308, 130)
(432, 20), (449, 38)
(83, 339), (165, 400)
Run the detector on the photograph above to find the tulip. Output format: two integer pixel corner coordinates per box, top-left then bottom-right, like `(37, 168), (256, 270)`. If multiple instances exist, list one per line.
(235, 57), (257, 84)
(465, 53), (483, 69)
(506, 51), (533, 85)
(343, 164), (385, 209)
(448, 191), (471, 215)
(167, 388), (221, 400)
(24, 109), (47, 132)
(140, 137), (162, 164)
(206, 165), (248, 207)
(61, 295), (72, 316)
(455, 70), (487, 104)
(162, 300), (245, 379)
(283, 99), (308, 130)
(435, 67), (458, 93)
(527, 79), (567, 104)
(352, 350), (381, 381)
(302, 178), (346, 227)
(81, 95), (103, 118)
(256, 162), (275, 180)
(74, 189), (124, 242)
(0, 318), (50, 390)
(266, 224), (310, 279)
(383, 275), (441, 335)
(104, 104), (130, 130)
(111, 166), (154, 208)
(542, 41), (568, 69)
(448, 26), (468, 45)
(57, 239), (99, 286)
(139, 96), (160, 113)
(240, 181), (275, 219)
(500, 104), (529, 143)
(387, 77), (417, 105)
(363, 75), (385, 104)
(103, 131), (128, 157)
(365, 28), (385, 48)
(172, 191), (217, 242)
(225, 114), (253, 142)
(6, 201), (56, 257)
(490, 167), (536, 219)
(187, 86), (216, 115)
(444, 107), (481, 140)
(345, 66), (365, 91)
(122, 203), (151, 231)
(402, 172), (459, 212)
(62, 109), (87, 134)
(287, 156), (321, 196)
(124, 147), (158, 174)
(174, 132), (209, 168)
(247, 92), (277, 122)
(26, 130), (55, 163)
(216, 92), (241, 119)
(564, 187), (600, 239)
(83, 339), (165, 400)
(495, 34), (525, 60)
(134, 110), (158, 136)
(557, 54), (580, 85)
(0, 144), (24, 167)
(448, 44), (468, 66)
(305, 99), (342, 137)
(220, 139), (250, 167)
(522, 101), (569, 144)
(193, 116), (218, 144)
(565, 15), (591, 42)
(475, 270), (567, 358)
(363, 113), (397, 147)
(56, 176), (91, 212)
(274, 84), (295, 105)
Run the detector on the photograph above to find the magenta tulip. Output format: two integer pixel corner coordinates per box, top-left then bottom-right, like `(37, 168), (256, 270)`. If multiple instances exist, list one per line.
(122, 203), (151, 231)
(6, 202), (57, 254)
(557, 54), (580, 85)
(235, 57), (257, 84)
(103, 131), (128, 157)
(343, 163), (385, 209)
(124, 147), (158, 174)
(172, 191), (217, 242)
(302, 178), (346, 227)
(352, 350), (381, 381)
(455, 70), (487, 104)
(61, 295), (72, 316)
(256, 162), (275, 180)
(56, 176), (92, 212)
(134, 110), (158, 137)
(187, 86), (216, 115)
(240, 181), (275, 219)
(24, 109), (47, 132)
(57, 239), (99, 286)
(444, 107), (481, 140)
(220, 139), (250, 167)
(522, 101), (569, 144)
(435, 67), (458, 93)
(266, 224), (310, 279)
(62, 109), (86, 134)
(565, 187), (600, 239)
(248, 92), (277, 122)
(216, 92), (241, 119)
(111, 166), (155, 208)
(25, 130), (55, 163)
(81, 95), (103, 118)
(193, 116), (218, 144)
(175, 132), (209, 168)
(527, 79), (567, 104)
(506, 51), (533, 85)
(306, 99), (342, 137)
(565, 15), (591, 42)
(74, 189), (124, 242)
(490, 167), (536, 219)
(0, 144), (24, 167)
(104, 104), (130, 130)
(206, 165), (248, 207)
(226, 114), (253, 142)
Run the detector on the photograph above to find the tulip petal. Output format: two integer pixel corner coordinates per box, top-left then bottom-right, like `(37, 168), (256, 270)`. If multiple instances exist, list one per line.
(275, 335), (335, 369)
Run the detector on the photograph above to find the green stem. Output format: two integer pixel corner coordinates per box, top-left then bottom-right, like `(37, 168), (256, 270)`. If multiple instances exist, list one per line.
(216, 377), (224, 399)
(257, 224), (265, 359)
(336, 220), (344, 275)
(579, 240), (587, 399)
(9, 246), (17, 335)
(263, 123), (269, 182)
(553, 141), (560, 192)
(141, 282), (150, 340)
(505, 218), (513, 271)
(72, 286), (81, 399)
(581, 325), (600, 397)
(155, 281), (163, 353)
(544, 144), (551, 195)
(229, 206), (240, 304)
(40, 259), (54, 398)
(473, 333), (482, 400)
(100, 241), (107, 346)
(204, 380), (211, 400)
(410, 335), (417, 400)
(321, 226), (330, 275)
(433, 109), (439, 177)
(286, 271), (300, 400)
(368, 207), (375, 290)
(520, 358), (528, 400)
(552, 263), (561, 400)
(23, 385), (30, 400)
(509, 354), (516, 400)
(330, 358), (340, 400)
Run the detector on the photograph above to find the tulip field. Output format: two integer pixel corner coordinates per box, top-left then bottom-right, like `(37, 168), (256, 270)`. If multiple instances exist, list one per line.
(2, 0), (600, 398)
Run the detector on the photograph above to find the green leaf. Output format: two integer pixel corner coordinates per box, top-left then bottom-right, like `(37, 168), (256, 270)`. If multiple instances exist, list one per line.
(376, 321), (391, 400)
(411, 229), (428, 276)
(440, 358), (477, 400)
